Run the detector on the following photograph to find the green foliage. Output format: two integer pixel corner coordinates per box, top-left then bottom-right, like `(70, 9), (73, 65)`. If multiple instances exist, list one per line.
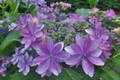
(75, 8), (91, 16)
(47, 0), (120, 13)
(51, 68), (85, 80)
(0, 30), (21, 53)
(88, 0), (99, 8)
(10, 69), (46, 80)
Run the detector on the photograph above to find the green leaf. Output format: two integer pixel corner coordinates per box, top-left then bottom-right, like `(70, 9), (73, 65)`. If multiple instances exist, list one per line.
(4, 11), (11, 17)
(52, 68), (85, 80)
(75, 8), (91, 16)
(10, 2), (20, 14)
(0, 75), (12, 80)
(10, 70), (46, 80)
(6, 0), (12, 4)
(101, 72), (112, 80)
(103, 69), (120, 80)
(88, 0), (99, 8)
(112, 57), (120, 66)
(0, 30), (21, 53)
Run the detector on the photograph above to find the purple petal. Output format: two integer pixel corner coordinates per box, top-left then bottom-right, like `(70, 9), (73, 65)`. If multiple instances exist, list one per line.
(65, 46), (76, 55)
(34, 55), (49, 64)
(20, 28), (30, 37)
(53, 42), (64, 54)
(85, 28), (94, 35)
(31, 42), (44, 55)
(71, 43), (82, 54)
(75, 35), (84, 51)
(35, 31), (43, 38)
(87, 39), (100, 53)
(66, 54), (82, 66)
(82, 58), (94, 77)
(88, 56), (104, 66)
(36, 59), (50, 74)
(49, 60), (61, 76)
(47, 37), (54, 53)
(39, 43), (50, 55)
(23, 66), (30, 75)
(91, 49), (102, 57)
(54, 51), (70, 61)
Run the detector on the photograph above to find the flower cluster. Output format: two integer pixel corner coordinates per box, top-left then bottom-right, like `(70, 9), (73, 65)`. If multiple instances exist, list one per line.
(50, 2), (71, 10)
(0, 0), (118, 79)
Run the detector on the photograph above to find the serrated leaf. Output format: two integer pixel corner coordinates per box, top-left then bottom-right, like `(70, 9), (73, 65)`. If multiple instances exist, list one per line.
(0, 30), (21, 53)
(75, 8), (91, 16)
(52, 68), (85, 80)
(10, 70), (46, 80)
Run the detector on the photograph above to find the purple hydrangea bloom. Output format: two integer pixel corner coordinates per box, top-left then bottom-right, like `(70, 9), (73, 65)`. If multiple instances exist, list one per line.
(33, 37), (70, 77)
(63, 14), (86, 23)
(16, 14), (31, 30)
(17, 52), (35, 75)
(0, 66), (6, 76)
(90, 8), (99, 13)
(85, 27), (111, 61)
(104, 9), (115, 20)
(20, 22), (43, 49)
(11, 48), (23, 65)
(65, 35), (104, 77)
(8, 22), (18, 31)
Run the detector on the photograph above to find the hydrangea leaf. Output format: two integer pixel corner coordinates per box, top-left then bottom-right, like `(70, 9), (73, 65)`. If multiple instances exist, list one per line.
(102, 69), (120, 80)
(10, 70), (46, 80)
(112, 57), (120, 66)
(0, 75), (12, 80)
(51, 68), (85, 80)
(75, 8), (91, 16)
(0, 30), (21, 52)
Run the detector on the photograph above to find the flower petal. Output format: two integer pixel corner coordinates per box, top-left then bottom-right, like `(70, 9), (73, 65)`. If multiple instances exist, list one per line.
(20, 28), (30, 37)
(66, 54), (82, 66)
(54, 51), (70, 61)
(35, 31), (43, 38)
(47, 37), (54, 53)
(87, 39), (100, 52)
(34, 55), (49, 64)
(91, 49), (102, 57)
(53, 42), (64, 54)
(85, 28), (94, 35)
(88, 56), (104, 66)
(39, 43), (50, 55)
(64, 46), (76, 55)
(71, 43), (82, 54)
(82, 58), (94, 77)
(49, 59), (61, 76)
(75, 35), (84, 51)
(36, 59), (50, 74)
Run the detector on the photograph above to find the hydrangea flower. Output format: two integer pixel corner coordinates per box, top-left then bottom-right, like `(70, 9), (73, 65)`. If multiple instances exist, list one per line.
(90, 8), (99, 13)
(65, 35), (104, 77)
(63, 14), (86, 23)
(8, 23), (18, 31)
(0, 66), (6, 76)
(17, 52), (35, 75)
(11, 48), (23, 65)
(104, 9), (115, 20)
(85, 26), (111, 61)
(20, 22), (43, 49)
(33, 37), (70, 77)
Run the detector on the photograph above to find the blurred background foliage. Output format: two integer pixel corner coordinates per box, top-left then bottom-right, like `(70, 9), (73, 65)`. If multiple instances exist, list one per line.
(46, 0), (120, 12)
